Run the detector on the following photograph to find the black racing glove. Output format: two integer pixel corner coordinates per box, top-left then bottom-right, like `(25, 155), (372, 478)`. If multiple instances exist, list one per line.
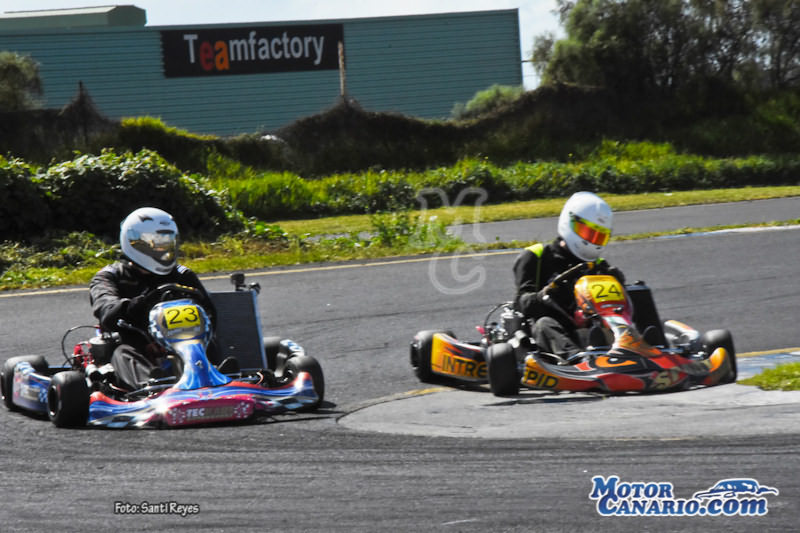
(127, 290), (160, 317)
(536, 284), (555, 303)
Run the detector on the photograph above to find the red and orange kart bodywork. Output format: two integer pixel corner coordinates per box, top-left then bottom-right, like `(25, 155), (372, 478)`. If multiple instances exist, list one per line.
(516, 320), (735, 394)
(410, 274), (737, 396)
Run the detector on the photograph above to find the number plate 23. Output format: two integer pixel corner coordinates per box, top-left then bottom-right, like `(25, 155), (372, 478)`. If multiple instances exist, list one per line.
(165, 305), (201, 329)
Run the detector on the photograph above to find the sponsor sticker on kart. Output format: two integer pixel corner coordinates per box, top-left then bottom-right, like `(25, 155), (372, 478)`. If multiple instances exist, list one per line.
(589, 475), (779, 517)
(430, 335), (486, 380)
(164, 400), (253, 426)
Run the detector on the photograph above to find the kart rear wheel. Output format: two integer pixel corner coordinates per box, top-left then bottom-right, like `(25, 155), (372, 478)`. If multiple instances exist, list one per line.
(701, 329), (737, 383)
(263, 336), (282, 371)
(1, 355), (48, 410)
(47, 370), (89, 428)
(284, 355), (325, 409)
(486, 342), (519, 397)
(410, 330), (454, 383)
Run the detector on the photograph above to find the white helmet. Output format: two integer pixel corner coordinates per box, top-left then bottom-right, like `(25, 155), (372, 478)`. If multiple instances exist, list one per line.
(120, 207), (179, 275)
(557, 192), (613, 261)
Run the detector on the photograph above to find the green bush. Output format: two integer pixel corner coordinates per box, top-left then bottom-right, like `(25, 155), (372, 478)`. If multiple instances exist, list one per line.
(412, 158), (513, 206)
(224, 172), (315, 219)
(40, 148), (243, 239)
(219, 133), (296, 171)
(451, 84), (525, 120)
(0, 155), (50, 240)
(314, 171), (417, 215)
(113, 116), (213, 173)
(369, 211), (457, 249)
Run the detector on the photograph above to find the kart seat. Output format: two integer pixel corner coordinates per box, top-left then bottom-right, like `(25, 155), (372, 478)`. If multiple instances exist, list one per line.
(208, 289), (267, 372)
(626, 283), (667, 346)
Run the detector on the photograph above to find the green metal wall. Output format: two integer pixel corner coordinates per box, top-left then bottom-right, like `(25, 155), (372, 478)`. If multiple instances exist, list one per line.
(0, 9), (521, 136)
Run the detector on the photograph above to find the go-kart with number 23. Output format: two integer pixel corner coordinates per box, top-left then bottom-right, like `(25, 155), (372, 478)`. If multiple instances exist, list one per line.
(1, 274), (325, 428)
(410, 261), (737, 396)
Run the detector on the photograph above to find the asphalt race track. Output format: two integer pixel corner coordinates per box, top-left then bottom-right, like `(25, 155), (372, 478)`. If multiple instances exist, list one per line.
(1, 199), (799, 532)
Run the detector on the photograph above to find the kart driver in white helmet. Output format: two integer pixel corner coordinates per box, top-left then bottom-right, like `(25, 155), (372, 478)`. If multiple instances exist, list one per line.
(513, 191), (626, 358)
(89, 207), (221, 389)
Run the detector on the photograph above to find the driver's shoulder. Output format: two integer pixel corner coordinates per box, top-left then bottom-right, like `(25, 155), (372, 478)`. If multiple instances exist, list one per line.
(94, 260), (130, 280)
(173, 263), (201, 284)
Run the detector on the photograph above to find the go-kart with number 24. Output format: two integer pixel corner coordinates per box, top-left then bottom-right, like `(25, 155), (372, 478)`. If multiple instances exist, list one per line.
(410, 261), (736, 396)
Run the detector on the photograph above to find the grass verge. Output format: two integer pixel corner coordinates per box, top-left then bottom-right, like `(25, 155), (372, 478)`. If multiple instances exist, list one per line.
(739, 363), (800, 391)
(274, 185), (800, 236)
(1, 186), (798, 291)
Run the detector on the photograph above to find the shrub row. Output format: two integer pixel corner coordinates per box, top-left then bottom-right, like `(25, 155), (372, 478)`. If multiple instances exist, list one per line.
(0, 149), (243, 242)
(211, 141), (800, 220)
(5, 84), (799, 181)
(4, 141), (799, 243)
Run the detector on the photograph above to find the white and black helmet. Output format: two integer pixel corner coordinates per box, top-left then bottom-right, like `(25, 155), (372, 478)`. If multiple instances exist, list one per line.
(120, 207), (178, 275)
(557, 192), (613, 261)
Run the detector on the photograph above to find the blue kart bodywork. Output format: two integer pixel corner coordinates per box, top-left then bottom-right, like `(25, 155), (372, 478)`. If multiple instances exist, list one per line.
(1, 277), (325, 428)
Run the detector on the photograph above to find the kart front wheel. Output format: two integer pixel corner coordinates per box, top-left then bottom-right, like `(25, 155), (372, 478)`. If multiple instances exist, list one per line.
(47, 371), (89, 428)
(701, 329), (737, 383)
(1, 355), (48, 410)
(284, 355), (325, 409)
(486, 342), (519, 397)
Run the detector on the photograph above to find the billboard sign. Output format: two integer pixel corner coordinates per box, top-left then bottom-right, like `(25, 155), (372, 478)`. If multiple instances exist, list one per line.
(161, 24), (343, 77)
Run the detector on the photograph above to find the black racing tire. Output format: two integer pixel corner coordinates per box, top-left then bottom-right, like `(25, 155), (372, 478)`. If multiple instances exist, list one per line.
(486, 342), (519, 397)
(47, 370), (89, 428)
(284, 355), (325, 409)
(410, 330), (455, 383)
(1, 355), (48, 410)
(263, 336), (282, 371)
(701, 329), (737, 383)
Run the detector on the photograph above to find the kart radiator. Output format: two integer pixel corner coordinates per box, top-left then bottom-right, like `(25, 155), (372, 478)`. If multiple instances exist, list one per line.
(209, 290), (267, 371)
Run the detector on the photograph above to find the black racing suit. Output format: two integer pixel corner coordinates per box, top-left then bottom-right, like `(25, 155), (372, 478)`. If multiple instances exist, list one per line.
(512, 238), (624, 357)
(89, 260), (216, 388)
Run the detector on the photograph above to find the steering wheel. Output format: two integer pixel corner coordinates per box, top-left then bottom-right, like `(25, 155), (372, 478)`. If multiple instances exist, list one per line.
(152, 283), (202, 303)
(548, 261), (594, 291)
(537, 261), (595, 324)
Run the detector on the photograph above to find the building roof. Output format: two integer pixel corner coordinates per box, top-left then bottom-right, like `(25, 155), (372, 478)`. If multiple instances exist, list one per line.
(0, 5), (146, 32)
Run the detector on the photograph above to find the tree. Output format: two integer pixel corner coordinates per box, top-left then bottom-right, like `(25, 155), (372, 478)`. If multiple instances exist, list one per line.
(530, 0), (800, 93)
(540, 0), (696, 95)
(0, 51), (43, 111)
(688, 1), (757, 85)
(530, 32), (557, 81)
(752, 0), (800, 88)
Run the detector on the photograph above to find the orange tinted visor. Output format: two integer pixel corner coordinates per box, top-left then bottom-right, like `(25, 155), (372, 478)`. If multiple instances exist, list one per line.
(571, 214), (611, 246)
